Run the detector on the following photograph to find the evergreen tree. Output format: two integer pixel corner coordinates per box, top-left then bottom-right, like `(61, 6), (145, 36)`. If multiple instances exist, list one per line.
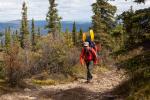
(37, 27), (41, 37)
(121, 6), (134, 34)
(79, 28), (83, 42)
(91, 0), (117, 48)
(58, 21), (62, 33)
(12, 31), (15, 43)
(31, 18), (36, 51)
(46, 0), (62, 38)
(5, 27), (11, 48)
(120, 7), (150, 46)
(65, 27), (70, 41)
(15, 30), (19, 41)
(92, 0), (116, 35)
(20, 2), (29, 48)
(15, 30), (18, 37)
(12, 30), (19, 43)
(20, 22), (24, 48)
(134, 0), (145, 3)
(72, 21), (77, 45)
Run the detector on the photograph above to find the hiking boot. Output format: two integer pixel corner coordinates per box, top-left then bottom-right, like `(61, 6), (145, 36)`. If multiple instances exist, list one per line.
(86, 79), (92, 83)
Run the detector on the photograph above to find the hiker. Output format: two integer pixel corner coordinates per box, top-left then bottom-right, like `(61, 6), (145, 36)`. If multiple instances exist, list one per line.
(80, 42), (97, 83)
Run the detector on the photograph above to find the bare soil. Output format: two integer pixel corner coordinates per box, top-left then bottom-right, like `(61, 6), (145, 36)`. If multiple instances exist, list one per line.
(0, 68), (127, 100)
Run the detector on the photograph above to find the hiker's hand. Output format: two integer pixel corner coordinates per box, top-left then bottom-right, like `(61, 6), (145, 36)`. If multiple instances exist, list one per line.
(81, 62), (84, 66)
(94, 60), (98, 65)
(80, 58), (84, 65)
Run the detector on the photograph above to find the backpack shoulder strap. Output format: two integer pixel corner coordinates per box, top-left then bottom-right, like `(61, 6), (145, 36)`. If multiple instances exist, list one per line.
(90, 48), (96, 57)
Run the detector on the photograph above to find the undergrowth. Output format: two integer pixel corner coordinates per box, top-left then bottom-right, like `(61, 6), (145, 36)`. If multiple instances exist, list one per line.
(112, 46), (150, 100)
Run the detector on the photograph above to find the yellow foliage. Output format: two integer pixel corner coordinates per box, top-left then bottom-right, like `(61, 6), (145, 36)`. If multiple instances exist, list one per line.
(32, 79), (57, 85)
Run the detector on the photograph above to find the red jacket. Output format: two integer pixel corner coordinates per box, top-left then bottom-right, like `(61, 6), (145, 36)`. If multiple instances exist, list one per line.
(80, 47), (97, 65)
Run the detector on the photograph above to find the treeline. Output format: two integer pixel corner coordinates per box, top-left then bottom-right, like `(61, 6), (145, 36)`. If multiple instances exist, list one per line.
(120, 7), (150, 48)
(112, 7), (150, 99)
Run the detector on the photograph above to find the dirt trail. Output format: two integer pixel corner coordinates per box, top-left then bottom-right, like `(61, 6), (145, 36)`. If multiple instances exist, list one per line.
(0, 68), (127, 100)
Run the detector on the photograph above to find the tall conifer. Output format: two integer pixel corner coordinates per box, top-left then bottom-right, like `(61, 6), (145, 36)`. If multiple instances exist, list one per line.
(20, 2), (29, 48)
(72, 22), (77, 45)
(46, 0), (62, 38)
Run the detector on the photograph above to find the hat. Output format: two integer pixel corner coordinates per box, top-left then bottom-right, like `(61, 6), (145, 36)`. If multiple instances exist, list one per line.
(83, 42), (89, 47)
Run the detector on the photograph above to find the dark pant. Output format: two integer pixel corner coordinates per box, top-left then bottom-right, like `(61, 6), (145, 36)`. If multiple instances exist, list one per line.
(86, 61), (93, 81)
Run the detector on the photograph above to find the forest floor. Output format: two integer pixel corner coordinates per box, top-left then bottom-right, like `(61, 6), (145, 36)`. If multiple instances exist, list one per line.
(0, 66), (128, 100)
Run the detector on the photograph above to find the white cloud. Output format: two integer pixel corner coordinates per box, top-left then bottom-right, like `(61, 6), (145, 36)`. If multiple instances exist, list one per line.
(109, 0), (150, 15)
(57, 0), (95, 22)
(0, 0), (149, 22)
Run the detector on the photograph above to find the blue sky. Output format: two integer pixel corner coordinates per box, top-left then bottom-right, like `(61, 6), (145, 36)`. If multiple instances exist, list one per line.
(0, 0), (149, 22)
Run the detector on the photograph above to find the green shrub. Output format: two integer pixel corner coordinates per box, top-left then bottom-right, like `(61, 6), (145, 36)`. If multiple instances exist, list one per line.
(37, 35), (81, 76)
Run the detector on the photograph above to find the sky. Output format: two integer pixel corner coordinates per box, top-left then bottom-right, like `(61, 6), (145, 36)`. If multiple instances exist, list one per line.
(0, 0), (150, 22)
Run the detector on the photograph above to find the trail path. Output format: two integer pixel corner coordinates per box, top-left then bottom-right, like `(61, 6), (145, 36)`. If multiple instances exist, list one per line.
(0, 68), (127, 100)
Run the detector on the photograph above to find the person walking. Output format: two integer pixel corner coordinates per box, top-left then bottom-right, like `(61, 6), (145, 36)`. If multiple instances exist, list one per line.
(80, 42), (97, 83)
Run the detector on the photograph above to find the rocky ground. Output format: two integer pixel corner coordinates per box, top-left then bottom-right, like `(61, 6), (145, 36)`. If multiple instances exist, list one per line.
(0, 68), (127, 100)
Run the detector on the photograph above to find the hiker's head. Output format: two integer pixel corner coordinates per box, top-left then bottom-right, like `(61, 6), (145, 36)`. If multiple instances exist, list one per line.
(83, 42), (89, 49)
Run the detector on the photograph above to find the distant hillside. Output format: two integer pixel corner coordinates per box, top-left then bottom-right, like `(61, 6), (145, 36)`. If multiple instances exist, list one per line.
(0, 20), (92, 34)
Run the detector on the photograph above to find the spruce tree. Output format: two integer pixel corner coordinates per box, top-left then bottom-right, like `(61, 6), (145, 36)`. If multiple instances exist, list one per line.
(134, 0), (145, 3)
(79, 28), (83, 42)
(92, 0), (116, 48)
(15, 30), (19, 41)
(72, 22), (77, 45)
(46, 0), (62, 38)
(37, 27), (41, 37)
(11, 30), (19, 43)
(20, 2), (29, 49)
(65, 27), (69, 41)
(31, 18), (36, 51)
(64, 27), (70, 40)
(15, 30), (18, 37)
(92, 0), (116, 35)
(20, 22), (24, 48)
(12, 31), (16, 43)
(58, 21), (62, 33)
(5, 27), (11, 48)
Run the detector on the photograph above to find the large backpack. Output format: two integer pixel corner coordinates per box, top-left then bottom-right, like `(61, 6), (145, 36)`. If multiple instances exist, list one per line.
(86, 37), (96, 52)
(82, 29), (96, 52)
(89, 41), (96, 50)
